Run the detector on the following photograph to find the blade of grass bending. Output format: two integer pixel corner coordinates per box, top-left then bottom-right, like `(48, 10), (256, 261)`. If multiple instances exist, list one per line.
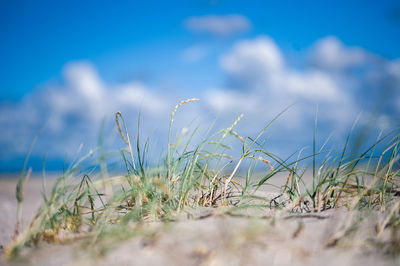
(313, 106), (318, 199)
(136, 111), (146, 179)
(41, 153), (48, 203)
(14, 131), (40, 238)
(116, 111), (137, 172)
(167, 98), (200, 180)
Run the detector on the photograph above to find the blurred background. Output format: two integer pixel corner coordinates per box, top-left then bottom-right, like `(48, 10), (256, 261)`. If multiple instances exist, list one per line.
(0, 0), (400, 173)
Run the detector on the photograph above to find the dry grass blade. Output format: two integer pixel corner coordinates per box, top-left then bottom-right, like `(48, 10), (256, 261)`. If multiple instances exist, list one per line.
(116, 111), (137, 172)
(14, 167), (32, 239)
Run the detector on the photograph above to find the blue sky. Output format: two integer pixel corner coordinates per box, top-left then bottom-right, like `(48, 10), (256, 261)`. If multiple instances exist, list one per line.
(1, 0), (400, 172)
(2, 0), (399, 100)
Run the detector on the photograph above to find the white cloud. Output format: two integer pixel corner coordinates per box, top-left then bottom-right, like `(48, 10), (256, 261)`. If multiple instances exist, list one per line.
(184, 14), (251, 37)
(308, 36), (369, 70)
(206, 35), (400, 147)
(283, 71), (342, 101)
(63, 61), (105, 101)
(204, 89), (259, 113)
(0, 62), (171, 159)
(204, 36), (360, 138)
(220, 36), (283, 78)
(114, 82), (168, 115)
(216, 36), (348, 103)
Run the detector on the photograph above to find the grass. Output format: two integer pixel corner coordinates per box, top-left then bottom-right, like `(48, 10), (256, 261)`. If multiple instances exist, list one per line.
(5, 99), (400, 260)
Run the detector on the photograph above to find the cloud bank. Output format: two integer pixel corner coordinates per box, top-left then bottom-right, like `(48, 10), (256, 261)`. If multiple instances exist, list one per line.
(0, 62), (172, 162)
(206, 36), (354, 134)
(205, 36), (400, 142)
(1, 35), (399, 170)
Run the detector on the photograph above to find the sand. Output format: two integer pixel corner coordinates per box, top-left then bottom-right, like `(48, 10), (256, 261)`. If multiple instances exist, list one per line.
(0, 177), (399, 266)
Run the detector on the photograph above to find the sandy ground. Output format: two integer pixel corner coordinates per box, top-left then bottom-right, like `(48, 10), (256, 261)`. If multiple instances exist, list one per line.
(0, 176), (51, 249)
(0, 177), (399, 266)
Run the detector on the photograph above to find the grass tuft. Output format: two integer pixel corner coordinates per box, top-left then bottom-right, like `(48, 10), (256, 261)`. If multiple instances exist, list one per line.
(5, 100), (400, 260)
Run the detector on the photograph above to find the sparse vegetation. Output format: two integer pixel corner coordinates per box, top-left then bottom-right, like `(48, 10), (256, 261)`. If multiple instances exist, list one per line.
(4, 99), (400, 263)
